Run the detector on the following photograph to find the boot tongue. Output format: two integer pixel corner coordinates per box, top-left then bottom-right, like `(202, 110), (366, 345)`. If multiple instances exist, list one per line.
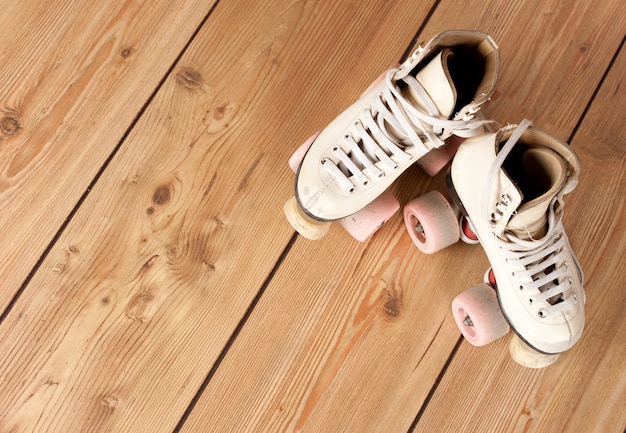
(404, 48), (457, 119)
(506, 148), (567, 240)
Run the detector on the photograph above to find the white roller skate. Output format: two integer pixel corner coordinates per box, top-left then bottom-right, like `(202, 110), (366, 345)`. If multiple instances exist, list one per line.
(445, 120), (585, 367)
(284, 30), (500, 241)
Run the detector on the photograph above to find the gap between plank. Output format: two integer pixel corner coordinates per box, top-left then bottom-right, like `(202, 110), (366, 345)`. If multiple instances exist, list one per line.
(0, 1), (222, 326)
(406, 32), (626, 433)
(567, 33), (625, 144)
(171, 232), (299, 433)
(407, 336), (463, 432)
(400, 0), (442, 61)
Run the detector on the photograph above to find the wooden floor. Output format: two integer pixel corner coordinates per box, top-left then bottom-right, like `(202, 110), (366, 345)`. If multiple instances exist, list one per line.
(0, 0), (624, 432)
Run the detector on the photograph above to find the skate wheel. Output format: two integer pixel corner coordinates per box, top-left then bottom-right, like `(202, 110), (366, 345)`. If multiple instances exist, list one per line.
(452, 283), (510, 346)
(283, 196), (330, 240)
(288, 132), (320, 173)
(403, 190), (459, 254)
(509, 334), (560, 368)
(416, 135), (464, 176)
(459, 216), (480, 244)
(339, 190), (400, 242)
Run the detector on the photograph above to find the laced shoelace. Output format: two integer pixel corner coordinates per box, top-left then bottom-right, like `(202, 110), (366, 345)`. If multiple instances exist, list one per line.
(322, 68), (489, 193)
(484, 120), (583, 318)
(498, 199), (583, 318)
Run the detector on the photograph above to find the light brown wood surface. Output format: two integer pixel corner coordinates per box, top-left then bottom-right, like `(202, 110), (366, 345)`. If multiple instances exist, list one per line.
(0, 0), (219, 312)
(0, 0), (624, 432)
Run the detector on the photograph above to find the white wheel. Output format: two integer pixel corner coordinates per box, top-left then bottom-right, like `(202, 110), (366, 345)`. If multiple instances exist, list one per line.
(283, 196), (330, 240)
(509, 333), (560, 368)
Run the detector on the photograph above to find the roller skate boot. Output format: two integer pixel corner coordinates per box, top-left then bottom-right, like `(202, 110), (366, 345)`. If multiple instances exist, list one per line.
(448, 119), (585, 367)
(284, 30), (500, 241)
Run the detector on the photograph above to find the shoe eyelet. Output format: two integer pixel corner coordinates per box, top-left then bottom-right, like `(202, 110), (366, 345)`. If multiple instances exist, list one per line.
(538, 310), (546, 318)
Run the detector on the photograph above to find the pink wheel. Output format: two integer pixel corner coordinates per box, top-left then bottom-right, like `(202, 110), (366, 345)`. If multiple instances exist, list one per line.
(416, 135), (464, 176)
(452, 283), (510, 346)
(403, 190), (459, 254)
(288, 132), (320, 173)
(339, 190), (400, 242)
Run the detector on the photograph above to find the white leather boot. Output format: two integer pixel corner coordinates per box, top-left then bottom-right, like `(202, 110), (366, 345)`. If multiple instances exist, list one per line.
(449, 120), (585, 366)
(285, 30), (500, 240)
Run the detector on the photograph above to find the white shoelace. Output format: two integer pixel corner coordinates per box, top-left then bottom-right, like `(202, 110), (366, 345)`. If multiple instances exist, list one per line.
(498, 200), (582, 318)
(322, 68), (489, 193)
(485, 120), (583, 318)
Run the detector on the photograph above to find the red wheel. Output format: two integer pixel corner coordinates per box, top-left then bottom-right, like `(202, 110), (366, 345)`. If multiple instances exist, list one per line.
(339, 190), (400, 242)
(403, 190), (459, 254)
(452, 283), (510, 346)
(288, 132), (320, 173)
(459, 215), (479, 244)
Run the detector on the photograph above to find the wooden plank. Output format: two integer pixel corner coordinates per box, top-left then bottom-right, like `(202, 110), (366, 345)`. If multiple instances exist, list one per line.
(176, 0), (626, 432)
(0, 0), (217, 311)
(0, 0), (435, 432)
(181, 224), (468, 432)
(412, 42), (626, 433)
(450, 0), (626, 137)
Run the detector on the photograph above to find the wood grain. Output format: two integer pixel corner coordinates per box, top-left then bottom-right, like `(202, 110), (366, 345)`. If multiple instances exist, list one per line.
(0, 0), (434, 431)
(0, 0), (623, 432)
(178, 0), (626, 432)
(0, 0), (217, 312)
(413, 42), (626, 433)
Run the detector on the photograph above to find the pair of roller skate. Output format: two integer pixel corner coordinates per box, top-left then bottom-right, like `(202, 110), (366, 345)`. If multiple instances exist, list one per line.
(284, 30), (585, 368)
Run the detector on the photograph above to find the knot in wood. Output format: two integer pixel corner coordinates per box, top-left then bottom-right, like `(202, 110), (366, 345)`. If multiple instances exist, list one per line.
(175, 67), (203, 90)
(1, 115), (21, 136)
(152, 184), (171, 205)
(379, 289), (403, 322)
(166, 244), (179, 261)
(101, 394), (119, 409)
(126, 291), (155, 322)
(214, 103), (227, 120)
(120, 47), (134, 59)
